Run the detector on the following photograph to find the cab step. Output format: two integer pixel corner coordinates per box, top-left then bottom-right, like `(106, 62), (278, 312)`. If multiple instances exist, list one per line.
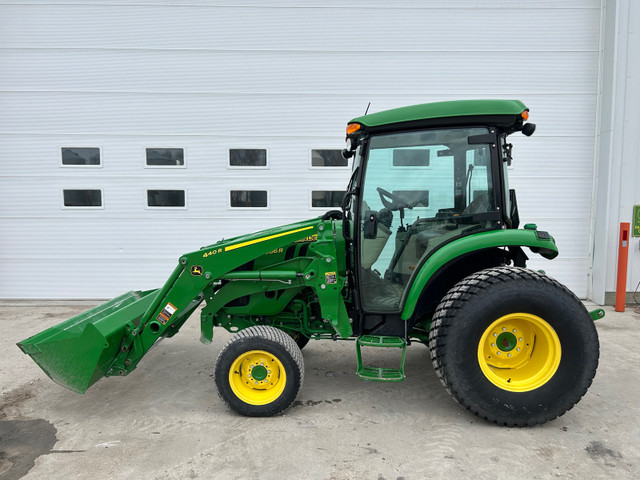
(357, 366), (405, 382)
(356, 335), (407, 382)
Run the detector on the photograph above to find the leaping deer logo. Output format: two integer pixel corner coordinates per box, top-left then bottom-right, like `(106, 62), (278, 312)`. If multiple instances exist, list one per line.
(191, 266), (203, 276)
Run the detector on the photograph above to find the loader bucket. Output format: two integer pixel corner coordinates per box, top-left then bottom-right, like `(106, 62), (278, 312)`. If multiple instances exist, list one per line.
(17, 289), (159, 394)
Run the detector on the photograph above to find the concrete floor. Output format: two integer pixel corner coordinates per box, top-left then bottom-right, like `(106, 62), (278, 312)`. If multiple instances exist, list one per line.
(1, 302), (639, 480)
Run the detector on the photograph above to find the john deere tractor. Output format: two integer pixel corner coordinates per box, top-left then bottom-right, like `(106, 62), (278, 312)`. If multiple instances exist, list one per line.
(19, 100), (600, 426)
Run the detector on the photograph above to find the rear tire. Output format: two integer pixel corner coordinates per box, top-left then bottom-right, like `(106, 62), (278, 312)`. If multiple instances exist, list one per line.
(429, 267), (599, 426)
(215, 326), (304, 417)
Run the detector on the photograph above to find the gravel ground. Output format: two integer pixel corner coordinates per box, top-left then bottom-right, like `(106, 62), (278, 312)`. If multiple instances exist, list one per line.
(1, 302), (638, 480)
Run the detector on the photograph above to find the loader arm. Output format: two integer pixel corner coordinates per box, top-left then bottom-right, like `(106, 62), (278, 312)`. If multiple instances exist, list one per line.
(118, 218), (351, 372)
(18, 218), (350, 394)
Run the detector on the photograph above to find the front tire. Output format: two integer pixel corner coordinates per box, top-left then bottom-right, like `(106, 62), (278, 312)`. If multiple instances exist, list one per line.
(429, 267), (599, 426)
(215, 326), (304, 416)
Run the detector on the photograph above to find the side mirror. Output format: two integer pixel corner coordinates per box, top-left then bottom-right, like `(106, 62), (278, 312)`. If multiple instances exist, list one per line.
(342, 148), (354, 159)
(522, 123), (536, 136)
(364, 210), (378, 239)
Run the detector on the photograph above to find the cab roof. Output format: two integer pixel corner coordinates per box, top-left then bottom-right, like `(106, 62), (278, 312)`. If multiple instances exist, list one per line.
(349, 99), (528, 132)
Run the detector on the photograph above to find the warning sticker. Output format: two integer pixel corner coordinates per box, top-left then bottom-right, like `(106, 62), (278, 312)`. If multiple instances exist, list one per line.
(157, 302), (177, 325)
(325, 272), (337, 285)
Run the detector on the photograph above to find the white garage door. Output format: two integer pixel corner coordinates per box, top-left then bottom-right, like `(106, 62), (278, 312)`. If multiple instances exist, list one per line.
(0, 1), (601, 298)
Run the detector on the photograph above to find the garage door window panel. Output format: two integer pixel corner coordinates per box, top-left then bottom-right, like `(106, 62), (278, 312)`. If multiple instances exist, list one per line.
(311, 149), (348, 168)
(146, 148), (185, 167)
(229, 149), (268, 168)
(61, 147), (101, 167)
(62, 189), (103, 208)
(311, 190), (345, 208)
(147, 190), (186, 208)
(230, 190), (268, 208)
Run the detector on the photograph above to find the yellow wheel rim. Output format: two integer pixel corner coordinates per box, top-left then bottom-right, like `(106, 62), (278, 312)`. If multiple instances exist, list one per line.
(229, 350), (286, 405)
(477, 313), (561, 392)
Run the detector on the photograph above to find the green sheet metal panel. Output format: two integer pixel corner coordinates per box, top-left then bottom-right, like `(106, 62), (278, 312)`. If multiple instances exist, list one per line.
(400, 228), (558, 320)
(17, 290), (159, 393)
(350, 99), (528, 127)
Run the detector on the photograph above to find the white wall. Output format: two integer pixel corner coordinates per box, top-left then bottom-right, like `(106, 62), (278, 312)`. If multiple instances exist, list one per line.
(0, 0), (603, 298)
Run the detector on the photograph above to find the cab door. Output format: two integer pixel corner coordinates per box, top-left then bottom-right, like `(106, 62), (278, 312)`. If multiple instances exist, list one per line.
(357, 127), (499, 313)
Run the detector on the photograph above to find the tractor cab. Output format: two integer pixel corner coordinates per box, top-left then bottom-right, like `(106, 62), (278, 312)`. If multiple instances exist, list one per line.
(341, 100), (535, 333)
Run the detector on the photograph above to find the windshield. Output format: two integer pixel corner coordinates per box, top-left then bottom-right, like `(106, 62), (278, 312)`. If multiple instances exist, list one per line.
(358, 127), (499, 312)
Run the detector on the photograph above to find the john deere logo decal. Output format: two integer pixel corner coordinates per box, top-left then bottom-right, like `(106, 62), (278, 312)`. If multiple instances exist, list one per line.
(191, 265), (203, 276)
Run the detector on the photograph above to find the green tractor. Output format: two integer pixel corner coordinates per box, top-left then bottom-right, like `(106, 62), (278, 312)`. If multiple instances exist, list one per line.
(19, 100), (600, 426)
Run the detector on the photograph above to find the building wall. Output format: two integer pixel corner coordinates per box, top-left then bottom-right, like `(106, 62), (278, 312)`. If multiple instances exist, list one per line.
(592, 0), (640, 304)
(0, 1), (603, 299)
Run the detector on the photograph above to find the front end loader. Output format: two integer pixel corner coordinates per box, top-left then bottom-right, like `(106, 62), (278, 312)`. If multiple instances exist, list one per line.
(19, 100), (600, 426)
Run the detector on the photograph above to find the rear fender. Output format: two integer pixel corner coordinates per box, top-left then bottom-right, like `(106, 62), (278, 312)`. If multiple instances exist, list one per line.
(400, 229), (558, 320)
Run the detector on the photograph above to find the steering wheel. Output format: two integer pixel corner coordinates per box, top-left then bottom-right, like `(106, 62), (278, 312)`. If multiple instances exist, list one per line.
(376, 187), (412, 211)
